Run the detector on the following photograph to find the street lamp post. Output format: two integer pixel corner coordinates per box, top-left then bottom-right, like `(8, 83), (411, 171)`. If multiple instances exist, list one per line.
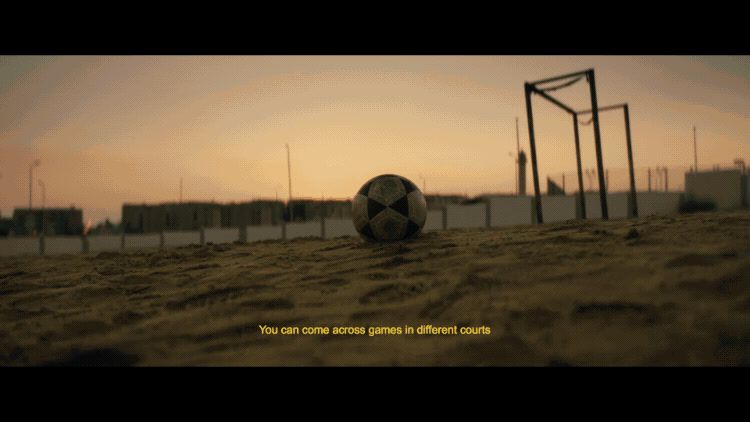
(507, 152), (516, 195)
(286, 144), (293, 222)
(38, 180), (46, 235)
(29, 159), (41, 210)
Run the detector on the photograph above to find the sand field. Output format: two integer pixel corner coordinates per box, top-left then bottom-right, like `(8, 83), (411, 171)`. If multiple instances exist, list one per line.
(1, 211), (749, 366)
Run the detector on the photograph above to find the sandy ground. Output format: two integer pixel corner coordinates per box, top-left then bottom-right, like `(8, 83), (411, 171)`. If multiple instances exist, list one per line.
(1, 211), (749, 366)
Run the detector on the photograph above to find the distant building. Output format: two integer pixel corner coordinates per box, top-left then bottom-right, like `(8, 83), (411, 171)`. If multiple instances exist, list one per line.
(288, 199), (352, 223)
(123, 202), (225, 233)
(0, 217), (13, 236)
(221, 200), (285, 227)
(122, 199), (353, 233)
(121, 200), (322, 234)
(424, 194), (466, 210)
(685, 168), (748, 210)
(10, 207), (84, 236)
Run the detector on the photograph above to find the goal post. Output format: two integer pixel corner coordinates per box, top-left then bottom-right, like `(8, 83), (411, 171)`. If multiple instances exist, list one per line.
(577, 103), (639, 218)
(524, 68), (636, 223)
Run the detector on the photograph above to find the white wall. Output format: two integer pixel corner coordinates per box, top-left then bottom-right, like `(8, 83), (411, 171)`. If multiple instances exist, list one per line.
(45, 236), (82, 255)
(446, 204), (486, 229)
(0, 237), (39, 256)
(204, 227), (239, 244)
(585, 192), (630, 219)
(247, 225), (282, 242)
(88, 235), (121, 253)
(164, 231), (201, 247)
(488, 196), (533, 227)
(124, 233), (160, 250)
(324, 218), (357, 238)
(540, 196), (577, 222)
(423, 209), (445, 232)
(637, 192), (682, 216)
(286, 222), (321, 239)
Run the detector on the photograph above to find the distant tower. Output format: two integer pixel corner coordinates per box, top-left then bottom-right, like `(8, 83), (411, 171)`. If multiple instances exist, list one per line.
(518, 150), (527, 196)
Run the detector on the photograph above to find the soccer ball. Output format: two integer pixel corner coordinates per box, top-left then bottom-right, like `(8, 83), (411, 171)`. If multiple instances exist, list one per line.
(352, 174), (427, 241)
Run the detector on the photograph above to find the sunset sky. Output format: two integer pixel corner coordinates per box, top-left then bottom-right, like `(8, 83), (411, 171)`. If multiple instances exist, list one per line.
(1, 56), (748, 224)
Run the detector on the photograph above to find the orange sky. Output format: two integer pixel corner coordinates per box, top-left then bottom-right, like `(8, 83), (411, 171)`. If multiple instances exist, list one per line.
(1, 56), (748, 224)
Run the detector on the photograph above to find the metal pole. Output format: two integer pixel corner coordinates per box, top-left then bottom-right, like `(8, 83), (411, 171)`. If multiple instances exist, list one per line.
(524, 83), (543, 224)
(573, 113), (586, 218)
(29, 165), (33, 210)
(587, 70), (609, 220)
(515, 117), (521, 157)
(515, 117), (520, 196)
(693, 126), (698, 172)
(39, 181), (45, 208)
(29, 159), (41, 210)
(508, 152), (516, 195)
(530, 69), (591, 86)
(286, 143), (293, 222)
(39, 180), (45, 235)
(648, 168), (652, 192)
(623, 105), (638, 217)
(533, 89), (576, 114)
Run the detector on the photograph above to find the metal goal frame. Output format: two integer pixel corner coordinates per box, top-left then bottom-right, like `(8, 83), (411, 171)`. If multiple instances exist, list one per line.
(524, 68), (637, 223)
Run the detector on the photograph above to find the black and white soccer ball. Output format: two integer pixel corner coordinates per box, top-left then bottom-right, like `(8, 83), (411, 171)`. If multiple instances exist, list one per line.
(352, 174), (427, 242)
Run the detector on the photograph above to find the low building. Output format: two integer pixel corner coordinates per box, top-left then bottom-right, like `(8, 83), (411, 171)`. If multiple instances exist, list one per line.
(221, 201), (285, 227)
(122, 202), (224, 233)
(685, 168), (748, 210)
(0, 217), (14, 236)
(424, 194), (467, 210)
(122, 200), (291, 234)
(288, 199), (352, 222)
(11, 207), (84, 236)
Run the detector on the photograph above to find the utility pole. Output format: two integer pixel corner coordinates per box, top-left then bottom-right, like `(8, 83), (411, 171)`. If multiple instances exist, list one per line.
(515, 117), (520, 195)
(693, 126), (698, 172)
(656, 167), (662, 191)
(38, 180), (46, 235)
(29, 159), (41, 209)
(508, 152), (515, 194)
(286, 143), (293, 222)
(605, 169), (609, 192)
(38, 180), (45, 209)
